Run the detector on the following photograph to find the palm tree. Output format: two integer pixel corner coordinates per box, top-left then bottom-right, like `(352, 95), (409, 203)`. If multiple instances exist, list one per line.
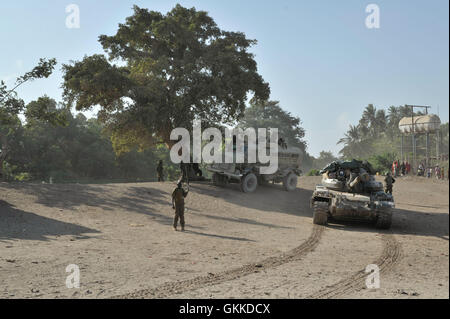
(362, 104), (377, 124)
(374, 109), (387, 135)
(362, 104), (379, 136)
(386, 106), (401, 139)
(338, 125), (360, 146)
(337, 124), (366, 158)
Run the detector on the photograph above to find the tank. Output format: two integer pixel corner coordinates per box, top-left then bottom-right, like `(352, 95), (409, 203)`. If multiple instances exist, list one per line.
(310, 160), (395, 229)
(398, 114), (441, 134)
(207, 145), (302, 193)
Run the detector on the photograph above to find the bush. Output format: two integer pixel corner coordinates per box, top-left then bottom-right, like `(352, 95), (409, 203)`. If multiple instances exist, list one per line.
(368, 152), (397, 174)
(14, 172), (32, 182)
(48, 170), (77, 183)
(307, 169), (321, 176)
(2, 161), (16, 181)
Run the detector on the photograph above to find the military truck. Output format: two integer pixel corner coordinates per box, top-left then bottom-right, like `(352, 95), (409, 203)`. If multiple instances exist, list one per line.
(180, 162), (207, 183)
(207, 146), (302, 193)
(310, 160), (395, 229)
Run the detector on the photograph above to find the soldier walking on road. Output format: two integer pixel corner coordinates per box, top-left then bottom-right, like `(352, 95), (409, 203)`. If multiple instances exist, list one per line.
(157, 160), (164, 182)
(172, 181), (189, 231)
(384, 172), (396, 194)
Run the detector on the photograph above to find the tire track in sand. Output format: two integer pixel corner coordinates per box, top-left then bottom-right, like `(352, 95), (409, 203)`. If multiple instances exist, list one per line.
(308, 233), (401, 299)
(114, 225), (324, 299)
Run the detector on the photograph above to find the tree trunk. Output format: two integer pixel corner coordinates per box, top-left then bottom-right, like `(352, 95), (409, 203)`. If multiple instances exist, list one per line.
(0, 135), (9, 181)
(0, 157), (4, 181)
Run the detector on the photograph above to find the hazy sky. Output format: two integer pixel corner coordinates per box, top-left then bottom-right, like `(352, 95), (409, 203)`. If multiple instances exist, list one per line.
(1, 0), (448, 157)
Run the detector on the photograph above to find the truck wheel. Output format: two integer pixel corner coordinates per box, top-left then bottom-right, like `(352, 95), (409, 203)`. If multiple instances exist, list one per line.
(313, 201), (329, 225)
(283, 173), (298, 191)
(375, 211), (392, 229)
(240, 173), (258, 193)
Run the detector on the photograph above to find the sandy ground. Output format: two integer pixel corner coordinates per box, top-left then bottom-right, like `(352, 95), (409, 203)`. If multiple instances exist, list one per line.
(0, 176), (448, 299)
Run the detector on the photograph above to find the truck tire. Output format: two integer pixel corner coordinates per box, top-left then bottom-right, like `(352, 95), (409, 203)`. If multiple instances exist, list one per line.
(240, 173), (258, 193)
(283, 172), (298, 191)
(375, 211), (392, 229)
(313, 201), (329, 225)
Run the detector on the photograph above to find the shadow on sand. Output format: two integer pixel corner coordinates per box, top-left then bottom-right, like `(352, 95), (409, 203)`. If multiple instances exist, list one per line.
(3, 183), (178, 228)
(318, 207), (448, 241)
(4, 181), (447, 241)
(189, 181), (314, 217)
(0, 200), (100, 242)
(191, 181), (449, 241)
(183, 229), (255, 242)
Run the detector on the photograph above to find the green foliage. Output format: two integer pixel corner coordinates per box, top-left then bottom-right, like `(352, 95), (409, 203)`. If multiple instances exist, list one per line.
(0, 58), (57, 111)
(0, 58), (59, 180)
(338, 104), (411, 159)
(313, 151), (339, 170)
(439, 122), (449, 156)
(367, 152), (397, 174)
(237, 99), (323, 172)
(1, 59), (57, 135)
(307, 169), (320, 176)
(62, 4), (270, 153)
(239, 99), (306, 151)
(3, 98), (181, 182)
(1, 161), (16, 181)
(14, 172), (31, 182)
(337, 104), (449, 169)
(25, 96), (68, 127)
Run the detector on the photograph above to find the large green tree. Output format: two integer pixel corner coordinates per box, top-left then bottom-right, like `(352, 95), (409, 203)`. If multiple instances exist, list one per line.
(238, 99), (306, 151)
(0, 58), (58, 180)
(7, 96), (182, 182)
(62, 4), (270, 154)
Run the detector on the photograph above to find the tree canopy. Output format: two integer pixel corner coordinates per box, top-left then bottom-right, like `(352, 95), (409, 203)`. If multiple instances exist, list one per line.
(337, 104), (449, 172)
(1, 58), (57, 126)
(338, 104), (411, 159)
(238, 99), (306, 152)
(2, 96), (180, 182)
(0, 58), (60, 180)
(62, 4), (270, 154)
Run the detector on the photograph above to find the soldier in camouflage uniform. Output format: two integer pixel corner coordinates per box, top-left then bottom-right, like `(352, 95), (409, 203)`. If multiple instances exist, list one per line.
(157, 160), (164, 182)
(172, 181), (189, 231)
(384, 172), (395, 194)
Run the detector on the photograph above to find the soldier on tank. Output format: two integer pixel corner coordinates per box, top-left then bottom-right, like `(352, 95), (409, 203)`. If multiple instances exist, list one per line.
(171, 181), (189, 231)
(384, 172), (396, 194)
(347, 168), (368, 193)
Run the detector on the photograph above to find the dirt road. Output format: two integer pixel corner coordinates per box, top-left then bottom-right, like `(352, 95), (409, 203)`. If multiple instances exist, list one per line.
(0, 176), (448, 298)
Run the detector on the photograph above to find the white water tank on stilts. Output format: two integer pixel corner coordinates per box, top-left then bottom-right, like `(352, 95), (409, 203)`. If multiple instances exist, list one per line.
(398, 114), (441, 133)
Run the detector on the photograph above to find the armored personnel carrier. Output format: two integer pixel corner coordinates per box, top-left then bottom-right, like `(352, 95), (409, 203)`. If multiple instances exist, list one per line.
(207, 145), (302, 193)
(310, 159), (395, 229)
